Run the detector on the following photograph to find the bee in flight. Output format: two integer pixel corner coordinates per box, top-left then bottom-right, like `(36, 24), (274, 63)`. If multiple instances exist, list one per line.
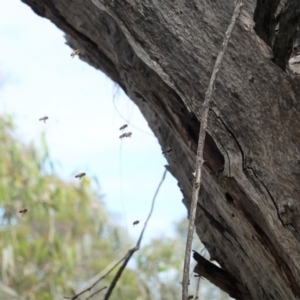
(119, 124), (128, 131)
(119, 132), (132, 139)
(133, 220), (140, 227)
(39, 116), (49, 123)
(162, 147), (172, 155)
(19, 208), (28, 217)
(75, 172), (86, 180)
(71, 49), (80, 58)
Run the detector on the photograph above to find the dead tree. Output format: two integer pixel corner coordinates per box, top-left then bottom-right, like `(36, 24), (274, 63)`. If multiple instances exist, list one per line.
(21, 0), (300, 299)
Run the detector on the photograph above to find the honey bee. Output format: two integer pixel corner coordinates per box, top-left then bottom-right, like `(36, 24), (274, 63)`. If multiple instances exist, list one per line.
(133, 220), (140, 227)
(75, 172), (86, 179)
(19, 209), (28, 217)
(39, 116), (49, 123)
(162, 147), (172, 154)
(119, 132), (132, 139)
(71, 49), (80, 58)
(119, 124), (128, 131)
(187, 296), (194, 300)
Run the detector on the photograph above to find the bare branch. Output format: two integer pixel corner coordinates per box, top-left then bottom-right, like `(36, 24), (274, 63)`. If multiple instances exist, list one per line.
(181, 1), (243, 299)
(65, 168), (167, 300)
(195, 276), (201, 300)
(64, 253), (129, 300)
(192, 250), (247, 299)
(86, 286), (107, 300)
(103, 168), (167, 300)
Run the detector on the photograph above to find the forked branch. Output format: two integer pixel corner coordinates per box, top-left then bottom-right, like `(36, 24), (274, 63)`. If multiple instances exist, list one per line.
(65, 168), (167, 300)
(103, 168), (167, 299)
(64, 255), (128, 300)
(181, 1), (243, 299)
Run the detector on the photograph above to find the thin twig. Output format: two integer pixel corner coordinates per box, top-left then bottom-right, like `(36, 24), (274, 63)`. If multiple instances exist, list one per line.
(181, 1), (243, 299)
(65, 168), (167, 300)
(119, 141), (129, 235)
(103, 168), (168, 300)
(64, 253), (129, 300)
(86, 286), (107, 300)
(195, 276), (201, 300)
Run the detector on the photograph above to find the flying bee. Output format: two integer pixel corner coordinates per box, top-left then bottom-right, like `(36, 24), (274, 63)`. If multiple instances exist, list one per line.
(71, 49), (80, 58)
(39, 116), (48, 123)
(133, 220), (140, 227)
(162, 147), (172, 155)
(119, 124), (128, 131)
(187, 296), (194, 300)
(75, 172), (86, 179)
(119, 132), (132, 139)
(19, 209), (28, 217)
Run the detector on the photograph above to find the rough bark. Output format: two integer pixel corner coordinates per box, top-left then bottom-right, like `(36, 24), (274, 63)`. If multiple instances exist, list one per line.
(20, 0), (300, 299)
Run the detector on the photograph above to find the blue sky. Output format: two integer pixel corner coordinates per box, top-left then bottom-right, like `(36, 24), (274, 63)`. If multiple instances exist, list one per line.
(0, 0), (185, 242)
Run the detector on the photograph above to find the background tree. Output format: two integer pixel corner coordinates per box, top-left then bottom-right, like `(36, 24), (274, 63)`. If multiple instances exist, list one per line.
(0, 115), (145, 300)
(0, 115), (230, 299)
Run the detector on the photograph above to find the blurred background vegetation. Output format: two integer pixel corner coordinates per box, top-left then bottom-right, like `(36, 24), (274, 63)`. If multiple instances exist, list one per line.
(0, 115), (231, 299)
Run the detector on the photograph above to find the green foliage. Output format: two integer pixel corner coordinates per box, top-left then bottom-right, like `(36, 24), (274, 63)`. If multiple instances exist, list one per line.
(0, 115), (139, 299)
(0, 115), (231, 300)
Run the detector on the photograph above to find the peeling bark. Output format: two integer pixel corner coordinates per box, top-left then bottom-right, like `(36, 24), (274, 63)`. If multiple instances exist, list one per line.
(273, 0), (300, 70)
(20, 0), (300, 299)
(254, 0), (280, 46)
(193, 250), (248, 300)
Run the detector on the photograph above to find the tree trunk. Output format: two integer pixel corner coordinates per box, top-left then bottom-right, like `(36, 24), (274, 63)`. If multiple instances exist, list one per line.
(20, 0), (300, 299)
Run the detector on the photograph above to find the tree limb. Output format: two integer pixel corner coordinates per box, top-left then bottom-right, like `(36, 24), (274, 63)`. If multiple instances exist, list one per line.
(64, 254), (128, 300)
(193, 250), (244, 299)
(86, 286), (107, 300)
(181, 1), (243, 299)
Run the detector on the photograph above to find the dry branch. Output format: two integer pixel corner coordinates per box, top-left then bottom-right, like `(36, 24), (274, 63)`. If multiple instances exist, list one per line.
(103, 168), (167, 299)
(181, 1), (243, 299)
(193, 250), (244, 299)
(65, 168), (167, 300)
(64, 254), (128, 300)
(86, 286), (107, 300)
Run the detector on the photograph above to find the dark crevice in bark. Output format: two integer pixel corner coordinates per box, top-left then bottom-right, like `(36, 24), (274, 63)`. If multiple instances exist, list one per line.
(197, 202), (235, 240)
(210, 108), (245, 169)
(246, 166), (286, 227)
(273, 0), (300, 70)
(214, 136), (231, 176)
(254, 0), (280, 46)
(253, 0), (300, 71)
(150, 91), (224, 175)
(217, 175), (300, 297)
(286, 225), (300, 244)
(235, 186), (300, 297)
(203, 134), (225, 174)
(225, 192), (234, 204)
(197, 202), (248, 259)
(192, 250), (249, 300)
(250, 221), (300, 297)
(244, 166), (300, 246)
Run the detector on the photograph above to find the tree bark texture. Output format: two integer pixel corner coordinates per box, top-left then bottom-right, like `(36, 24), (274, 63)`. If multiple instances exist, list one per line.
(20, 0), (300, 299)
